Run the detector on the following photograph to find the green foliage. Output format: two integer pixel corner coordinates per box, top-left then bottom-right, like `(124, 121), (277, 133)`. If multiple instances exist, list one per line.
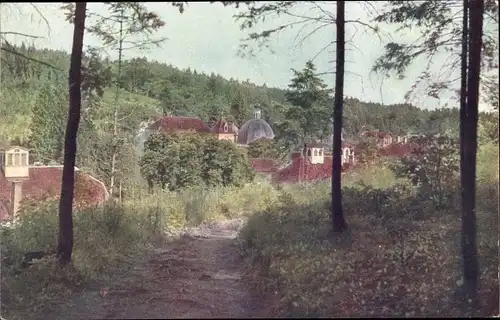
(140, 133), (254, 191)
(247, 138), (278, 159)
(285, 61), (332, 143)
(239, 145), (498, 317)
(391, 134), (459, 209)
(373, 0), (499, 102)
(354, 137), (380, 164)
(478, 111), (499, 144)
(2, 44), (487, 154)
(0, 179), (275, 319)
(29, 82), (68, 162)
(1, 142), (498, 318)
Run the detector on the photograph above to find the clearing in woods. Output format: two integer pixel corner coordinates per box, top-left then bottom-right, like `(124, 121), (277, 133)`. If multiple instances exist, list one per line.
(44, 218), (263, 319)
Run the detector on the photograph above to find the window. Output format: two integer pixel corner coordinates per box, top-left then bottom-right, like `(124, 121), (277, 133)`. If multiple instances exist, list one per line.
(314, 149), (318, 156)
(307, 149), (312, 156)
(319, 150), (323, 156)
(6, 149), (28, 167)
(21, 153), (28, 166)
(223, 124), (229, 132)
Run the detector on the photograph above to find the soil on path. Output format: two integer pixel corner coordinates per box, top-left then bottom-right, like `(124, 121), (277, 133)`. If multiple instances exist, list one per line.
(48, 218), (263, 319)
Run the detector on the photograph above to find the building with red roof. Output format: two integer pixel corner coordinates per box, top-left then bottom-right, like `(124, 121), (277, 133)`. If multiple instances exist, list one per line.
(272, 143), (356, 184)
(0, 165), (109, 221)
(249, 158), (278, 176)
(211, 119), (239, 143)
(361, 130), (393, 148)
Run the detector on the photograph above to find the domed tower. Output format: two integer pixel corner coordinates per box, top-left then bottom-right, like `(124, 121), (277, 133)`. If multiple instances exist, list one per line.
(237, 109), (275, 146)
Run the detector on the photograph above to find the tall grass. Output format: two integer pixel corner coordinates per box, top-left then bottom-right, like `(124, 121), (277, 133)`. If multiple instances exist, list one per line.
(239, 144), (499, 317)
(0, 179), (277, 319)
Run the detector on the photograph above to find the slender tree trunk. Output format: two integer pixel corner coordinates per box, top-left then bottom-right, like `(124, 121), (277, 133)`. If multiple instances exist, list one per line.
(460, 0), (468, 183)
(461, 0), (483, 301)
(57, 2), (87, 265)
(331, 0), (347, 233)
(110, 8), (125, 197)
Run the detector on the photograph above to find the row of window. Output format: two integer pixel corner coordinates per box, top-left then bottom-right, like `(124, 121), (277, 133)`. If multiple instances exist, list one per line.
(306, 148), (353, 157)
(307, 149), (324, 157)
(0, 150), (29, 167)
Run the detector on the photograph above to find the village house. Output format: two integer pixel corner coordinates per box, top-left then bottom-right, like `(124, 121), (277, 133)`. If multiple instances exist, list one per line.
(0, 146), (109, 221)
(211, 119), (239, 143)
(135, 110), (276, 176)
(135, 115), (242, 154)
(361, 130), (393, 148)
(272, 142), (356, 184)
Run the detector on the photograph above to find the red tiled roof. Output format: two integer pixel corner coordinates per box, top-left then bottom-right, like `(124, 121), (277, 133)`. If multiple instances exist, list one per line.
(378, 142), (418, 158)
(212, 119), (238, 134)
(149, 116), (212, 134)
(272, 155), (354, 184)
(250, 158), (277, 173)
(0, 166), (109, 221)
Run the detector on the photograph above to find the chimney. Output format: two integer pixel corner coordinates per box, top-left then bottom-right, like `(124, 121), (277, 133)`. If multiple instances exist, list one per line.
(290, 151), (304, 183)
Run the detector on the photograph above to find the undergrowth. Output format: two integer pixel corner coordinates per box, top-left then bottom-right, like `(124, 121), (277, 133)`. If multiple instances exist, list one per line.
(1, 144), (497, 319)
(0, 178), (276, 319)
(239, 144), (499, 317)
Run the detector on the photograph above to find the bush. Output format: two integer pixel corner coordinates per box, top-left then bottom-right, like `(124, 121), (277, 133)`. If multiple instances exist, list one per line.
(140, 133), (254, 191)
(247, 138), (279, 159)
(239, 151), (498, 317)
(391, 134), (459, 209)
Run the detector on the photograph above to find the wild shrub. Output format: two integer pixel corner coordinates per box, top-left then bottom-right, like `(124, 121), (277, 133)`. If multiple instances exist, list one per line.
(391, 134), (459, 209)
(140, 133), (254, 191)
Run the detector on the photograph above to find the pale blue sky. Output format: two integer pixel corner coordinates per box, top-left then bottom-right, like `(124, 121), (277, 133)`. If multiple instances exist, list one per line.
(1, 2), (494, 111)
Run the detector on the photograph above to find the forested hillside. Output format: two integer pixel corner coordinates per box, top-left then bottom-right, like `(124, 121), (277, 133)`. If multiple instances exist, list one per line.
(0, 44), (493, 182)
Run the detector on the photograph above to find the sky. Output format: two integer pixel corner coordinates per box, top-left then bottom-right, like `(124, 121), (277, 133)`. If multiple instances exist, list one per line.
(0, 2), (495, 111)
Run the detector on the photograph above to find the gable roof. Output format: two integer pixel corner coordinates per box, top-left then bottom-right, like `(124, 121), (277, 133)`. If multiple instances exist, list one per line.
(212, 119), (238, 134)
(273, 155), (354, 184)
(0, 166), (109, 221)
(148, 116), (212, 134)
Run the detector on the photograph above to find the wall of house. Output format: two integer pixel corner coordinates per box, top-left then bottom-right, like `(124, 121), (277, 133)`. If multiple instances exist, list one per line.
(216, 133), (236, 142)
(308, 148), (324, 164)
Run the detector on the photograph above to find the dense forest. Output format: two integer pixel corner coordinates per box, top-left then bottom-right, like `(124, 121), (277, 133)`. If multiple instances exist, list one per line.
(0, 43), (495, 184)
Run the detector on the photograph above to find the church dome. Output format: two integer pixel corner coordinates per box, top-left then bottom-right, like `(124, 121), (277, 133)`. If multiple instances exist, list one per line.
(237, 109), (275, 145)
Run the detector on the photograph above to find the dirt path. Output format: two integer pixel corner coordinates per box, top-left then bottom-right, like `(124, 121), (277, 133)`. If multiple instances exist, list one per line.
(49, 218), (262, 320)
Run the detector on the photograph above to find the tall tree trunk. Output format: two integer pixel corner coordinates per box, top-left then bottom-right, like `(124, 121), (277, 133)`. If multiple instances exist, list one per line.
(57, 2), (87, 265)
(460, 0), (469, 174)
(460, 0), (483, 301)
(331, 0), (347, 233)
(110, 7), (125, 197)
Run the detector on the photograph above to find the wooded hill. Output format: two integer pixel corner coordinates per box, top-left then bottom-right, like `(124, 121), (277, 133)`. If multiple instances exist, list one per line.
(0, 43), (491, 184)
